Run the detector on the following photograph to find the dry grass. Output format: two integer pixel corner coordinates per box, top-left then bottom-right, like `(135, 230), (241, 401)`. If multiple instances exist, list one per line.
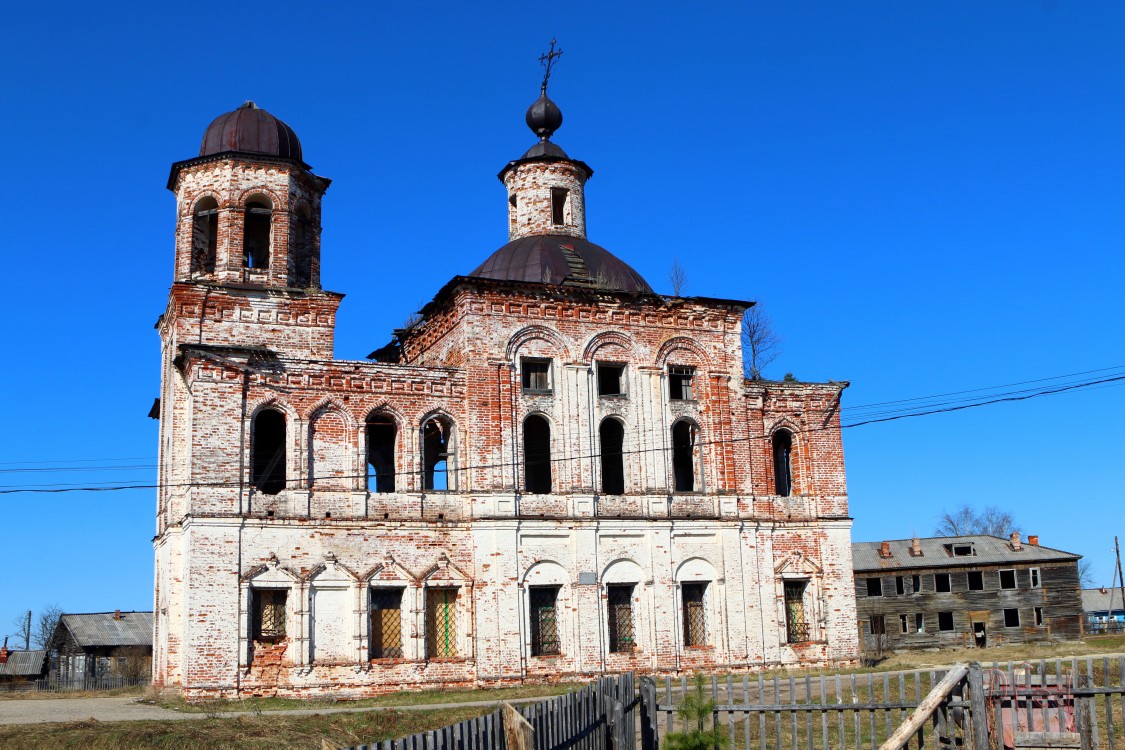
(0, 706), (488, 750)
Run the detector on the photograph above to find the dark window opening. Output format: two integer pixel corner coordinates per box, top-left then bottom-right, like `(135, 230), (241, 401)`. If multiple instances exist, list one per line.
(671, 421), (696, 492)
(866, 578), (883, 597)
(869, 614), (886, 635)
(668, 365), (695, 400)
(938, 612), (954, 631)
(252, 589), (286, 641)
(426, 587), (458, 658)
(1034, 607), (1044, 626)
(244, 199), (272, 269)
(953, 544), (975, 557)
(1004, 608), (1020, 628)
(772, 429), (794, 496)
(1030, 568), (1041, 588)
(422, 417), (453, 491)
(598, 363), (626, 396)
(370, 589), (403, 658)
(784, 581), (809, 643)
(900, 614), (909, 633)
(999, 570), (1017, 590)
(522, 359), (552, 393)
(682, 582), (707, 647)
(915, 613), (924, 632)
(912, 575), (921, 594)
(551, 188), (568, 226)
(935, 573), (951, 593)
(600, 418), (625, 495)
(896, 576), (905, 595)
(607, 584), (636, 653)
(251, 408), (286, 495)
(288, 206), (314, 288)
(524, 415), (552, 494)
(968, 571), (984, 591)
(529, 586), (561, 656)
(191, 197), (218, 275)
(366, 414), (396, 493)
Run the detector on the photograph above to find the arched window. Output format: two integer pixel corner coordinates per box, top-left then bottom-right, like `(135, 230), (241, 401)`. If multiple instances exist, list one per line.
(288, 204), (313, 288)
(367, 413), (396, 493)
(671, 420), (697, 492)
(772, 429), (793, 496)
(244, 197), (272, 269)
(191, 197), (218, 275)
(422, 416), (455, 491)
(252, 408), (286, 495)
(599, 418), (625, 495)
(523, 415), (552, 494)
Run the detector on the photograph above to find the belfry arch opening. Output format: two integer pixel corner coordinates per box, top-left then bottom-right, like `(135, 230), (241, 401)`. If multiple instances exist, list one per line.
(422, 416), (455, 491)
(599, 418), (625, 495)
(288, 204), (314, 288)
(191, 196), (218, 275)
(244, 196), (272, 269)
(671, 420), (697, 492)
(523, 415), (552, 494)
(773, 429), (794, 496)
(251, 408), (286, 495)
(366, 414), (396, 493)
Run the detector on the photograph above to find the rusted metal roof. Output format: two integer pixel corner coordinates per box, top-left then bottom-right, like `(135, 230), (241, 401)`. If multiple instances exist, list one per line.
(59, 612), (153, 648)
(0, 650), (47, 677)
(199, 101), (302, 162)
(852, 535), (1079, 572)
(469, 235), (652, 293)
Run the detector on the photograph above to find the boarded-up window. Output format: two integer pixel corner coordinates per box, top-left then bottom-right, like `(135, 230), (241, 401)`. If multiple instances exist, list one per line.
(772, 430), (793, 496)
(784, 581), (809, 643)
(253, 589), (286, 641)
(524, 415), (552, 494)
(311, 586), (349, 662)
(672, 421), (696, 492)
(311, 411), (349, 489)
(191, 197), (218, 275)
(529, 587), (561, 656)
(600, 418), (625, 495)
(426, 588), (458, 658)
(251, 409), (286, 495)
(608, 584), (636, 653)
(366, 414), (396, 493)
(244, 199), (272, 269)
(681, 582), (707, 647)
(370, 589), (403, 659)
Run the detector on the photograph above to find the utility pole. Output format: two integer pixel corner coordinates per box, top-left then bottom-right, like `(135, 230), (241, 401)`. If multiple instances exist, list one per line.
(1116, 537), (1125, 630)
(24, 610), (30, 650)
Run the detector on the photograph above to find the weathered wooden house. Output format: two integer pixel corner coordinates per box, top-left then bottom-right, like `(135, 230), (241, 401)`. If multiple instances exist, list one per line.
(1082, 587), (1125, 634)
(853, 534), (1082, 651)
(48, 611), (153, 684)
(0, 643), (49, 687)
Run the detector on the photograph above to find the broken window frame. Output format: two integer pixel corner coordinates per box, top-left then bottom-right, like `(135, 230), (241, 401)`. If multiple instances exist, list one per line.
(191, 196), (218, 275)
(1004, 608), (1020, 628)
(934, 573), (951, 593)
(784, 580), (810, 643)
(366, 413), (397, 493)
(425, 587), (459, 659)
(671, 419), (698, 493)
(597, 362), (627, 397)
(869, 614), (886, 636)
(772, 429), (794, 497)
(1029, 568), (1041, 588)
(866, 577), (883, 597)
(251, 408), (287, 496)
(938, 611), (954, 631)
(369, 588), (404, 659)
(607, 584), (636, 653)
(999, 569), (1017, 590)
(952, 544), (975, 557)
(681, 582), (708, 648)
(252, 589), (287, 642)
(421, 415), (455, 492)
(912, 575), (921, 594)
(1034, 606), (1044, 626)
(900, 614), (909, 634)
(599, 417), (626, 495)
(967, 571), (984, 591)
(915, 613), (925, 632)
(896, 576), (905, 596)
(523, 414), (553, 494)
(521, 358), (553, 394)
(243, 197), (273, 269)
(667, 365), (696, 401)
(528, 586), (562, 657)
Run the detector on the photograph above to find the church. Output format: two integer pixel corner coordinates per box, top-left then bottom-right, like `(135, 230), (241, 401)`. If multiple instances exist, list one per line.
(152, 72), (859, 698)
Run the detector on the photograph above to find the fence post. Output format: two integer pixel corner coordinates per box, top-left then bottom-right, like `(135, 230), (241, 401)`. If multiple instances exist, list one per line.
(611, 699), (626, 750)
(640, 676), (658, 750)
(967, 662), (989, 750)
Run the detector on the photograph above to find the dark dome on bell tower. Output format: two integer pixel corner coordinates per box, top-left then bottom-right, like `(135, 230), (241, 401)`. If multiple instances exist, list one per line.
(199, 101), (303, 162)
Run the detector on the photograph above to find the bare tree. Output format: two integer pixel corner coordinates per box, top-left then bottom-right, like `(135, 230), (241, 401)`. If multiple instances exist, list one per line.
(742, 304), (782, 380)
(935, 505), (1022, 538)
(115, 645), (151, 680)
(1079, 560), (1096, 588)
(668, 257), (687, 296)
(33, 604), (63, 650)
(9, 610), (31, 650)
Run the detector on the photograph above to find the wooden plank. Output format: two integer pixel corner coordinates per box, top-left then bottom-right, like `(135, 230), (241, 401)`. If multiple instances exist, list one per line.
(792, 675), (799, 750)
(1014, 732), (1082, 749)
(878, 664), (968, 750)
(821, 676), (830, 750)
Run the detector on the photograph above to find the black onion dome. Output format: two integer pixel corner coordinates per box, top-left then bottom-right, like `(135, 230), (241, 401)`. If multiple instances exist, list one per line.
(522, 140), (569, 159)
(470, 235), (653, 293)
(526, 88), (563, 139)
(199, 101), (302, 162)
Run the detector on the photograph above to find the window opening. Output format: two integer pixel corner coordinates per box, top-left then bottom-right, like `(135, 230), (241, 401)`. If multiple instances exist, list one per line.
(1030, 568), (1041, 588)
(866, 578), (883, 597)
(422, 417), (453, 491)
(896, 576), (905, 595)
(952, 544), (975, 557)
(244, 199), (272, 269)
(968, 571), (984, 591)
(251, 408), (286, 495)
(900, 614), (909, 633)
(522, 359), (552, 393)
(425, 588), (458, 658)
(598, 364), (626, 397)
(681, 582), (708, 647)
(772, 430), (794, 496)
(607, 584), (636, 653)
(912, 575), (921, 594)
(1004, 608), (1020, 628)
(668, 365), (695, 400)
(915, 613), (924, 632)
(599, 418), (625, 495)
(935, 573), (951, 593)
(529, 586), (561, 656)
(551, 188), (569, 226)
(191, 197), (218, 274)
(523, 415), (552, 494)
(508, 194), (518, 232)
(252, 589), (286, 641)
(784, 581), (809, 643)
(366, 414), (396, 493)
(999, 570), (1017, 590)
(1034, 607), (1044, 626)
(370, 588), (404, 659)
(938, 612), (954, 631)
(671, 421), (696, 492)
(869, 615), (886, 635)
(288, 206), (314, 288)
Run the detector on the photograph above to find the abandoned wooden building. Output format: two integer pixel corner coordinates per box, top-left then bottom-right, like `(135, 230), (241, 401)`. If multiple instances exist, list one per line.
(152, 81), (859, 699)
(853, 534), (1082, 651)
(0, 643), (49, 688)
(48, 611), (154, 684)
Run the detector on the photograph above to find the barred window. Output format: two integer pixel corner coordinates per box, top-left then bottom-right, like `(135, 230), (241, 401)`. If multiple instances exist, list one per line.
(426, 588), (458, 658)
(529, 586), (561, 657)
(607, 584), (636, 653)
(370, 588), (404, 659)
(681, 582), (708, 647)
(252, 589), (286, 641)
(784, 581), (809, 643)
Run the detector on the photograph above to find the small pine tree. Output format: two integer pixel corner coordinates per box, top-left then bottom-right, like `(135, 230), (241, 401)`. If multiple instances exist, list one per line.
(663, 675), (729, 750)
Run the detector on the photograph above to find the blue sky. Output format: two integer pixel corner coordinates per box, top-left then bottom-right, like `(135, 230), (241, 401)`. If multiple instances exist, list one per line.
(1, 1), (1122, 640)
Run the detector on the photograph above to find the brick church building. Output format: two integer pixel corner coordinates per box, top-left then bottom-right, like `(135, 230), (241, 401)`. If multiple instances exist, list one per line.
(152, 82), (859, 699)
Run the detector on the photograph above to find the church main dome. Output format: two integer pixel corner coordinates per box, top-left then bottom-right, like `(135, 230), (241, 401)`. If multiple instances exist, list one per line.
(199, 101), (303, 162)
(470, 235), (653, 293)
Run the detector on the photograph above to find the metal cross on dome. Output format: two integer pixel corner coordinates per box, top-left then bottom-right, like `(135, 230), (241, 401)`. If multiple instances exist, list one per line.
(539, 39), (564, 90)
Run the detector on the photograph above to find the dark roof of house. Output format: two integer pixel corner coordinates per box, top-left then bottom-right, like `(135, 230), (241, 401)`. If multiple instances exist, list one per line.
(1082, 588), (1125, 613)
(0, 650), (46, 677)
(852, 535), (1080, 573)
(58, 612), (153, 648)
